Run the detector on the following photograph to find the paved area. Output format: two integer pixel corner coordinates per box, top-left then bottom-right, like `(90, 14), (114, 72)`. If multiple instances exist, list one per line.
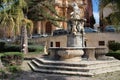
(12, 60), (120, 80)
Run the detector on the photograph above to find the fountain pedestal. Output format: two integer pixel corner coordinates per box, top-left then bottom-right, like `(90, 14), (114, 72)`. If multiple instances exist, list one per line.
(67, 34), (84, 47)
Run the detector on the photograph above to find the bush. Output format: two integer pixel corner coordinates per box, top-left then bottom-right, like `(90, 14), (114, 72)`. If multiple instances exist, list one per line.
(106, 51), (120, 60)
(1, 52), (24, 66)
(4, 45), (20, 52)
(0, 42), (5, 52)
(8, 65), (21, 73)
(0, 69), (7, 79)
(3, 44), (44, 52)
(108, 42), (120, 51)
(28, 45), (44, 52)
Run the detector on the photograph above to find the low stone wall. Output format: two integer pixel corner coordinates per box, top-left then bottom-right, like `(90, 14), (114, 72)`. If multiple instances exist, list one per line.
(29, 32), (120, 54)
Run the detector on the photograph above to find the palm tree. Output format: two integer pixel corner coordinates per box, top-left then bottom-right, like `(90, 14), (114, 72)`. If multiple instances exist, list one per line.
(0, 0), (33, 54)
(20, 18), (33, 54)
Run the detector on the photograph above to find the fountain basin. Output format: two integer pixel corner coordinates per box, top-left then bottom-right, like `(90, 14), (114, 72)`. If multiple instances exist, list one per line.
(48, 47), (84, 60)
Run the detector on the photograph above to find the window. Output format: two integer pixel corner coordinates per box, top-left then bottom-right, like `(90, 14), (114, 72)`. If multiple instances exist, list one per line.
(56, 42), (60, 47)
(50, 42), (53, 47)
(99, 41), (105, 46)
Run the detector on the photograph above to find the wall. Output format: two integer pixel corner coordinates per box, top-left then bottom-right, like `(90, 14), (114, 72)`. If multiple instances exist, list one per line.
(85, 32), (120, 52)
(29, 32), (120, 52)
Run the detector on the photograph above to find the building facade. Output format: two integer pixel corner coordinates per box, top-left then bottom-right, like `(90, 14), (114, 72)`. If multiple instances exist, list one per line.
(33, 0), (93, 35)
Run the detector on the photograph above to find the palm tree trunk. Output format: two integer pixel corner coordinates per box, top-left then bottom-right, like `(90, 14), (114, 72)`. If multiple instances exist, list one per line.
(20, 25), (28, 54)
(0, 59), (3, 68)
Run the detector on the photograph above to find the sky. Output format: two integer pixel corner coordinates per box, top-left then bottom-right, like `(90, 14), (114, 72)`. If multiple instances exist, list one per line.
(92, 0), (99, 24)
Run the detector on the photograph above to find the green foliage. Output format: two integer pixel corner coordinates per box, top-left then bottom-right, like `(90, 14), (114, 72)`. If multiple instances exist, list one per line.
(0, 0), (27, 36)
(0, 42), (5, 52)
(28, 45), (44, 52)
(99, 0), (120, 26)
(108, 42), (120, 51)
(106, 50), (120, 60)
(0, 69), (7, 79)
(1, 43), (44, 52)
(1, 52), (23, 66)
(27, 0), (65, 27)
(8, 65), (21, 73)
(90, 14), (96, 27)
(4, 44), (20, 52)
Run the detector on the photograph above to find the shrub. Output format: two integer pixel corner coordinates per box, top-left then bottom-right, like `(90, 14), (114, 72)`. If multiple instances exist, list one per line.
(106, 51), (120, 60)
(4, 45), (20, 52)
(28, 45), (44, 52)
(108, 42), (120, 51)
(1, 52), (24, 66)
(0, 42), (5, 52)
(0, 69), (7, 79)
(8, 65), (21, 73)
(3, 44), (44, 52)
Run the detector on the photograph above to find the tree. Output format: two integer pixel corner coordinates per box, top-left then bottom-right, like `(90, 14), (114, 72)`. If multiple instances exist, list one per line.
(27, 0), (65, 27)
(99, 0), (120, 27)
(0, 0), (33, 54)
(20, 18), (33, 54)
(90, 14), (96, 28)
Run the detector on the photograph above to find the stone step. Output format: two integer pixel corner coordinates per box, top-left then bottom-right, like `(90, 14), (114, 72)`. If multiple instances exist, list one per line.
(28, 57), (120, 76)
(32, 59), (120, 73)
(35, 57), (120, 69)
(32, 60), (89, 72)
(28, 62), (94, 77)
(35, 57), (88, 67)
(91, 65), (120, 75)
(88, 60), (120, 69)
(35, 58), (93, 67)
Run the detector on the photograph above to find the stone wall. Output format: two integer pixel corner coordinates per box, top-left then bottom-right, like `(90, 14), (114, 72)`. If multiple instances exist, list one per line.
(85, 32), (120, 51)
(29, 32), (120, 52)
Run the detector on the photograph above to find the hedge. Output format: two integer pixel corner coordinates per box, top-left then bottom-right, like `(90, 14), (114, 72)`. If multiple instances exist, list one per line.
(108, 42), (120, 51)
(0, 42), (5, 52)
(1, 52), (24, 66)
(2, 44), (44, 52)
(106, 51), (120, 60)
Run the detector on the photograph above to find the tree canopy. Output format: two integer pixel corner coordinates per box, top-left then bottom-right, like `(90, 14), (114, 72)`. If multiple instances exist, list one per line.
(99, 0), (120, 26)
(0, 0), (27, 37)
(27, 0), (65, 27)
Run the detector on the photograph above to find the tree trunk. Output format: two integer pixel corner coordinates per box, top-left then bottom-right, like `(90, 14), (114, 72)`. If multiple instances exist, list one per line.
(20, 25), (28, 54)
(0, 59), (3, 68)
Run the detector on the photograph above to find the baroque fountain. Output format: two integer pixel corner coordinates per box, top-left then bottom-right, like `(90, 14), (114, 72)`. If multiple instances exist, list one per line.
(49, 1), (86, 61)
(29, 0), (120, 77)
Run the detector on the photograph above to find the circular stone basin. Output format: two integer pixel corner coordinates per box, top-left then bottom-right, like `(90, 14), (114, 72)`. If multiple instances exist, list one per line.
(49, 47), (84, 60)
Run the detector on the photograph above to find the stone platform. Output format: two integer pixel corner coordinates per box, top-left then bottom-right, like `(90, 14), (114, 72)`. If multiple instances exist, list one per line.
(28, 56), (120, 77)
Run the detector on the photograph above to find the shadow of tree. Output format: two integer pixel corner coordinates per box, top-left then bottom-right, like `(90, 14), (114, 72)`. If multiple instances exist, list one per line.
(10, 70), (67, 80)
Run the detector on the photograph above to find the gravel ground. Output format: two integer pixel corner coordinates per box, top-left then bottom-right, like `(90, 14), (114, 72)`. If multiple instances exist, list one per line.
(10, 61), (120, 80)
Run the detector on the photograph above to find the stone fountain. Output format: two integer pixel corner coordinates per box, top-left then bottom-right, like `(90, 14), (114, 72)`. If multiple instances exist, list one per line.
(28, 0), (120, 77)
(48, 1), (86, 61)
(48, 18), (86, 61)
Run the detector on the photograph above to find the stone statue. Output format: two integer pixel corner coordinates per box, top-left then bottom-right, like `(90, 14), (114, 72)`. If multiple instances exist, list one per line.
(70, 0), (81, 19)
(67, 0), (86, 35)
(67, 19), (86, 35)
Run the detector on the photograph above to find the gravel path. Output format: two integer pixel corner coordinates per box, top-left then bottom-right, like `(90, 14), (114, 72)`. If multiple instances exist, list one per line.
(11, 61), (120, 80)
